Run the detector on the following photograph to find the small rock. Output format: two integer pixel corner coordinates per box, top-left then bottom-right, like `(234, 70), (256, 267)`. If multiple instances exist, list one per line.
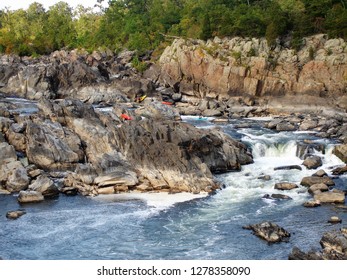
(6, 210), (26, 219)
(288, 247), (323, 260)
(303, 155), (323, 169)
(274, 165), (302, 171)
(28, 169), (43, 178)
(276, 122), (296, 131)
(308, 183), (329, 195)
(331, 165), (347, 175)
(172, 93), (182, 102)
(203, 109), (223, 117)
(97, 186), (115, 195)
(114, 185), (129, 193)
(18, 190), (44, 203)
(303, 200), (321, 207)
(135, 184), (153, 192)
(266, 119), (282, 129)
(258, 175), (271, 181)
(0, 188), (11, 195)
(271, 194), (293, 200)
(274, 182), (298, 191)
(313, 169), (328, 177)
(328, 216), (342, 224)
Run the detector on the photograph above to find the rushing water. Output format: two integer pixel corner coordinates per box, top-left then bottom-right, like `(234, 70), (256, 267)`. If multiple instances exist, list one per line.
(1, 111), (347, 260)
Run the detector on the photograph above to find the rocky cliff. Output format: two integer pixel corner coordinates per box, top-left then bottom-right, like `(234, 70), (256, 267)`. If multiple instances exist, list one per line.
(0, 98), (253, 197)
(158, 34), (347, 112)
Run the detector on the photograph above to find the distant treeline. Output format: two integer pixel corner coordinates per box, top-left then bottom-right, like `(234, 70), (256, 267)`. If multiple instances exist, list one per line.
(0, 0), (346, 56)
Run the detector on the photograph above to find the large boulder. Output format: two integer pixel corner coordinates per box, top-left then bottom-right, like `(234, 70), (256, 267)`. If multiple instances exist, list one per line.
(289, 228), (347, 260)
(28, 175), (59, 198)
(112, 118), (253, 193)
(308, 183), (329, 195)
(333, 144), (347, 163)
(26, 120), (83, 170)
(314, 190), (345, 204)
(18, 190), (44, 203)
(300, 176), (335, 187)
(243, 221), (291, 243)
(320, 229), (347, 260)
(0, 142), (29, 192)
(302, 155), (323, 169)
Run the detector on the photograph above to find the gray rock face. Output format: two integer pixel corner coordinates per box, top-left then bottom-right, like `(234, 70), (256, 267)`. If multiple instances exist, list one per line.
(0, 142), (29, 192)
(20, 99), (253, 195)
(26, 120), (83, 170)
(243, 221), (291, 243)
(111, 118), (253, 193)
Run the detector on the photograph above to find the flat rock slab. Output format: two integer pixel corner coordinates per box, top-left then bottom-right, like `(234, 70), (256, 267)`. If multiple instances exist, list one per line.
(301, 176), (335, 187)
(274, 182), (298, 190)
(18, 190), (44, 203)
(274, 165), (302, 171)
(243, 221), (290, 243)
(314, 191), (345, 204)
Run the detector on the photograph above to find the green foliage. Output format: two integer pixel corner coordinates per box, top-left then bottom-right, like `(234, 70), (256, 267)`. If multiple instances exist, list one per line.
(0, 0), (346, 56)
(247, 48), (256, 57)
(231, 51), (242, 65)
(131, 55), (148, 73)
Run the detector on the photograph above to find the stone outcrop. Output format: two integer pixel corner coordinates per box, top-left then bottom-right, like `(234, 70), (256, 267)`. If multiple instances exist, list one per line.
(243, 221), (290, 243)
(0, 142), (29, 192)
(313, 190), (345, 204)
(289, 228), (347, 260)
(274, 182), (298, 191)
(300, 176), (335, 187)
(302, 155), (323, 169)
(0, 49), (155, 103)
(158, 35), (347, 113)
(0, 97), (253, 195)
(17, 190), (44, 203)
(28, 175), (59, 198)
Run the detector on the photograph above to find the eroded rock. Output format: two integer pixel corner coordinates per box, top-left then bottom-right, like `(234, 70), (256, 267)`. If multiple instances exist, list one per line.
(243, 221), (290, 243)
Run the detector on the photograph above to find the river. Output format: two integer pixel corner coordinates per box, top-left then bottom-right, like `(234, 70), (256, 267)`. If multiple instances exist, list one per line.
(0, 101), (346, 259)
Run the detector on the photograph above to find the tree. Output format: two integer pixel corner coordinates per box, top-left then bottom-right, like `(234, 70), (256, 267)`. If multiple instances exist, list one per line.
(45, 1), (76, 51)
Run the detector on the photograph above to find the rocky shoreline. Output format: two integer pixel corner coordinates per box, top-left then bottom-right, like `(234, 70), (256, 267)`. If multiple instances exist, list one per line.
(1, 35), (347, 259)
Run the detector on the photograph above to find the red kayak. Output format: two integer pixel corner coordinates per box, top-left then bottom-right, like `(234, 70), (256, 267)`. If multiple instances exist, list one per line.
(120, 113), (132, 120)
(162, 101), (174, 106)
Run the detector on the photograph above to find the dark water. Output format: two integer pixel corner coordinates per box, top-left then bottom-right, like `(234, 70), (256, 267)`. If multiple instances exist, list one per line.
(0, 114), (346, 260)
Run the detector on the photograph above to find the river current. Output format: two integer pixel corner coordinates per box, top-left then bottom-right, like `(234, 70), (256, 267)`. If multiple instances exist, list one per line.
(0, 102), (346, 259)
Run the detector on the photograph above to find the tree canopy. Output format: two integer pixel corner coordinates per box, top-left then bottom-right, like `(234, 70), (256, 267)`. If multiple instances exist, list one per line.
(0, 0), (346, 56)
